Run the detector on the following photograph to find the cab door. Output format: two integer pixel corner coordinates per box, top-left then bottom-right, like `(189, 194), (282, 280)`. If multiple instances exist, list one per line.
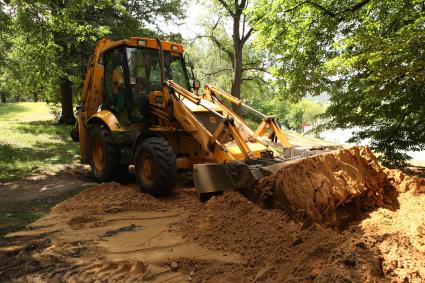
(102, 47), (130, 115)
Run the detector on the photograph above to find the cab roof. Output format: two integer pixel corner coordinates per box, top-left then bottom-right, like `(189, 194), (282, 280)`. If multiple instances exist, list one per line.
(100, 37), (184, 54)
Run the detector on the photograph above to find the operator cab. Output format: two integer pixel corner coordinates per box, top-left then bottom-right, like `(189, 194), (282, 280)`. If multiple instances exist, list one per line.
(100, 38), (192, 124)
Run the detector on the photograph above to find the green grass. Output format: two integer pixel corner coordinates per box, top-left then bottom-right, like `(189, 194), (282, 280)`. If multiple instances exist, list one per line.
(0, 103), (89, 236)
(0, 102), (79, 182)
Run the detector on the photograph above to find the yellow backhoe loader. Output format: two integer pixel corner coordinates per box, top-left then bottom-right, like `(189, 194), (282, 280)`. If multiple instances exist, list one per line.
(71, 37), (310, 198)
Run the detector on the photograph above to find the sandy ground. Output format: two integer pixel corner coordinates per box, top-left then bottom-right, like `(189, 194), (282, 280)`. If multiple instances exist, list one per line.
(0, 149), (424, 282)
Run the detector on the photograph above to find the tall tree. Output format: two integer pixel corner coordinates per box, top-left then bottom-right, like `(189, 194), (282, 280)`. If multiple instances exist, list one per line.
(3, 0), (184, 123)
(194, 0), (269, 111)
(251, 0), (425, 165)
(0, 1), (12, 103)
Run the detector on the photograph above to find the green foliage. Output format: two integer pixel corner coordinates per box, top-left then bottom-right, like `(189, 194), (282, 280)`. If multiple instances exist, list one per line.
(0, 0), (184, 105)
(186, 35), (276, 107)
(251, 0), (425, 165)
(185, 40), (232, 90)
(284, 99), (327, 131)
(0, 102), (79, 181)
(187, 0), (272, 100)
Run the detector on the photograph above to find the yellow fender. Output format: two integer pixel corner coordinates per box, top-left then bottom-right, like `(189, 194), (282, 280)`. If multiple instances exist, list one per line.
(87, 110), (123, 132)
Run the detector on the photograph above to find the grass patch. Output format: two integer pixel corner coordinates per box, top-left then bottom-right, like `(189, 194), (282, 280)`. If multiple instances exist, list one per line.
(0, 185), (90, 237)
(0, 102), (79, 182)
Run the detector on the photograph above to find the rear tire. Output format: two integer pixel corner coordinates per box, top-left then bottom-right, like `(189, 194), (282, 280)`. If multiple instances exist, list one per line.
(88, 124), (124, 182)
(135, 137), (176, 197)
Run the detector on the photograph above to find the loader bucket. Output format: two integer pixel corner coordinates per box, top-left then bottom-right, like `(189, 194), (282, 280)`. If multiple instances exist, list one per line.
(193, 162), (275, 200)
(193, 148), (340, 199)
(193, 163), (235, 197)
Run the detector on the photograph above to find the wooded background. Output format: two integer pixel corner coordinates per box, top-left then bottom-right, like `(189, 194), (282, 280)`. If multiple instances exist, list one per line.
(0, 0), (424, 165)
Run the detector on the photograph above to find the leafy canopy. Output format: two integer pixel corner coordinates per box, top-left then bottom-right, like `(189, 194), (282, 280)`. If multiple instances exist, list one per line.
(251, 0), (425, 165)
(0, 0), (184, 102)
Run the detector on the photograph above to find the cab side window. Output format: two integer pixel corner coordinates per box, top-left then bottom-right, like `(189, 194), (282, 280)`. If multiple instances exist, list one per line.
(103, 49), (126, 112)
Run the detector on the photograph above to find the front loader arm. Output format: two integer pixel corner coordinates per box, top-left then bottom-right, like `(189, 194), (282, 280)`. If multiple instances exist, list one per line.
(165, 81), (237, 163)
(166, 80), (257, 162)
(204, 84), (291, 148)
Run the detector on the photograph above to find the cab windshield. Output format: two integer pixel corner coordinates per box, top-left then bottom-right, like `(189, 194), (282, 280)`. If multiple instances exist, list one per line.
(126, 47), (190, 94)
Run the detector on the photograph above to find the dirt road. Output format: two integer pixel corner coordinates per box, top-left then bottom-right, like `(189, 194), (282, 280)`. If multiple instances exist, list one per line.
(0, 149), (425, 282)
(0, 166), (94, 212)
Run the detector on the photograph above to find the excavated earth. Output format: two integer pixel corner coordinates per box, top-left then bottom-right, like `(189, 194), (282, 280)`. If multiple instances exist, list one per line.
(1, 147), (425, 282)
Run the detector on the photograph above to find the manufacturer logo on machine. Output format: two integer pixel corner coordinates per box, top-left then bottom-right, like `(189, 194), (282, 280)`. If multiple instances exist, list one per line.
(155, 96), (163, 104)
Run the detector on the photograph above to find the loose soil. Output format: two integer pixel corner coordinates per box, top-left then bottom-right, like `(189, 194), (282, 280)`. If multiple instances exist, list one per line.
(0, 147), (424, 282)
(0, 165), (96, 236)
(253, 146), (425, 228)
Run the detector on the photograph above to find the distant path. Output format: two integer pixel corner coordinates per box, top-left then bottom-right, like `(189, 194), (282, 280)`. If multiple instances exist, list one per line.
(285, 130), (339, 148)
(0, 166), (95, 212)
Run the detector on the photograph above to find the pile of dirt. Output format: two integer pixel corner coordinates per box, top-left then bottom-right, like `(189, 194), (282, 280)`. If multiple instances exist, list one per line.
(384, 167), (425, 193)
(360, 190), (425, 281)
(253, 146), (424, 227)
(180, 187), (425, 282)
(179, 191), (383, 282)
(180, 191), (299, 262)
(1, 147), (425, 282)
(54, 182), (165, 215)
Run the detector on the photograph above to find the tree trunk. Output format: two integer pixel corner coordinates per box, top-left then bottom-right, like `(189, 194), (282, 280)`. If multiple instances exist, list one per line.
(231, 46), (243, 114)
(214, 0), (252, 115)
(0, 92), (6, 103)
(231, 12), (244, 114)
(58, 77), (76, 124)
(33, 92), (38, 102)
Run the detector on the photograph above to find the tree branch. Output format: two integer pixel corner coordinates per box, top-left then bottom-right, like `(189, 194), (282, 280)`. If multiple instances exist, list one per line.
(342, 0), (371, 14)
(242, 76), (267, 84)
(242, 66), (271, 74)
(202, 68), (232, 76)
(217, 0), (235, 16)
(305, 1), (336, 17)
(191, 33), (234, 63)
(241, 27), (253, 44)
(212, 15), (221, 30)
(242, 13), (246, 39)
(283, 0), (371, 18)
(237, 0), (247, 15)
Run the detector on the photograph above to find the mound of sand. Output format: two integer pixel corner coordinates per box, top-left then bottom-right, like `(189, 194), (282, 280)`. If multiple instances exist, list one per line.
(2, 147), (425, 282)
(54, 182), (165, 215)
(384, 167), (425, 193)
(180, 188), (425, 282)
(253, 146), (425, 227)
(179, 191), (382, 282)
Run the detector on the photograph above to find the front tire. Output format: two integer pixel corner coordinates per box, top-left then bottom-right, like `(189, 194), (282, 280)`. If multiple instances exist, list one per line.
(135, 137), (176, 197)
(88, 124), (123, 181)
